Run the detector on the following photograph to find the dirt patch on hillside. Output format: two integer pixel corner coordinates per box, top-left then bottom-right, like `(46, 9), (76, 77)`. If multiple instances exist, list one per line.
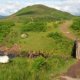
(0, 44), (21, 54)
(66, 60), (80, 78)
(0, 44), (48, 58)
(60, 21), (76, 40)
(61, 60), (80, 80)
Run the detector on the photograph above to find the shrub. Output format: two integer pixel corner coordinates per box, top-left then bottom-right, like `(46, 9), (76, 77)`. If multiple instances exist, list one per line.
(22, 22), (46, 32)
(0, 21), (15, 43)
(32, 56), (50, 71)
(48, 32), (63, 41)
(71, 19), (80, 31)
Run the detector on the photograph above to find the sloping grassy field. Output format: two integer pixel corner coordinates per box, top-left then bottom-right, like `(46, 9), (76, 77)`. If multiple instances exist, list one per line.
(0, 18), (73, 57)
(0, 56), (76, 80)
(0, 4), (77, 80)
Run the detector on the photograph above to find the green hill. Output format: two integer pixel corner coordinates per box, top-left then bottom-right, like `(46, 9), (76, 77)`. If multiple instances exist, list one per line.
(14, 4), (73, 21)
(16, 5), (72, 17)
(0, 4), (74, 55)
(0, 4), (76, 80)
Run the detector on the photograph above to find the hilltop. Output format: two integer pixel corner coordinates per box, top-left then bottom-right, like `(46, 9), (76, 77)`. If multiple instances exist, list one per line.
(15, 4), (73, 18)
(10, 4), (74, 21)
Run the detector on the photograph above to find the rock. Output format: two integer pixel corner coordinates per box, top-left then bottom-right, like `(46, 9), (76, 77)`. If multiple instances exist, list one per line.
(21, 33), (28, 38)
(0, 56), (9, 63)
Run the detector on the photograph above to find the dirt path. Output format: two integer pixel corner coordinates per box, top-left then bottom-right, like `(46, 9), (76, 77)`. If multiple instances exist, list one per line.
(60, 21), (80, 80)
(60, 21), (76, 40)
(60, 61), (80, 80)
(61, 76), (80, 80)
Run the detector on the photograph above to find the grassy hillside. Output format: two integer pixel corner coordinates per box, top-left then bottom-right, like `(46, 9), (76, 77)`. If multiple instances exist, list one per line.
(15, 4), (73, 20)
(0, 5), (74, 56)
(70, 17), (80, 38)
(0, 4), (76, 80)
(0, 57), (75, 80)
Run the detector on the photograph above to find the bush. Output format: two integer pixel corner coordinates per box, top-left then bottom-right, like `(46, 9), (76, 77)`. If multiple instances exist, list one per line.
(22, 22), (46, 32)
(32, 56), (50, 71)
(0, 21), (15, 43)
(71, 18), (80, 31)
(0, 25), (11, 42)
(48, 32), (63, 41)
(48, 32), (73, 55)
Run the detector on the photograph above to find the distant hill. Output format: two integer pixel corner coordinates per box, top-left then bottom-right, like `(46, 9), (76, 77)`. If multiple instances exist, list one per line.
(15, 4), (73, 20)
(0, 16), (3, 18)
(0, 15), (6, 19)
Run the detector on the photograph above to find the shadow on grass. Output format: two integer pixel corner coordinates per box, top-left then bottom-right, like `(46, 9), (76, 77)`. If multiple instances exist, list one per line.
(72, 40), (76, 58)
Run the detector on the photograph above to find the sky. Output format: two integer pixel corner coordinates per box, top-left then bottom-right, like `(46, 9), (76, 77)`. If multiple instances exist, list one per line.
(0, 0), (80, 16)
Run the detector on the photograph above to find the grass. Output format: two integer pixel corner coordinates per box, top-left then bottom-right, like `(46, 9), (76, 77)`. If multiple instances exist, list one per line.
(0, 56), (76, 80)
(70, 17), (80, 38)
(21, 22), (47, 32)
(0, 4), (76, 80)
(0, 20), (73, 57)
(16, 4), (73, 20)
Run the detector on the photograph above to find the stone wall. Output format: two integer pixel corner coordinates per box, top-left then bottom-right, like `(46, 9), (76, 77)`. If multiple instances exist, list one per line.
(76, 40), (80, 59)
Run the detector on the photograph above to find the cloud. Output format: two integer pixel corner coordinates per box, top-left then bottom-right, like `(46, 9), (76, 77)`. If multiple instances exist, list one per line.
(0, 0), (28, 15)
(0, 0), (80, 16)
(49, 0), (80, 15)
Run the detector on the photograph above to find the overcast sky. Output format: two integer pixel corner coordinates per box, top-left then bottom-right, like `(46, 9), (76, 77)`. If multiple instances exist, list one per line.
(0, 0), (80, 16)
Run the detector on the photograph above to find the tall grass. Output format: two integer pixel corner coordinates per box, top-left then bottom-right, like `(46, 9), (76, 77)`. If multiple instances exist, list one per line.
(0, 56), (75, 80)
(71, 18), (80, 37)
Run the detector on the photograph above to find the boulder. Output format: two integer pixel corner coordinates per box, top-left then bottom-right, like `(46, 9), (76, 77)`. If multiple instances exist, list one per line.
(21, 33), (28, 38)
(0, 56), (9, 63)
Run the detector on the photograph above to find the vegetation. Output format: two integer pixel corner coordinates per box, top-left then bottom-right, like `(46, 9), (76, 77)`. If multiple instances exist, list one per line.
(48, 32), (63, 41)
(16, 5), (73, 20)
(0, 21), (15, 42)
(0, 56), (75, 80)
(71, 17), (80, 37)
(21, 22), (46, 32)
(0, 4), (76, 80)
(47, 32), (73, 56)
